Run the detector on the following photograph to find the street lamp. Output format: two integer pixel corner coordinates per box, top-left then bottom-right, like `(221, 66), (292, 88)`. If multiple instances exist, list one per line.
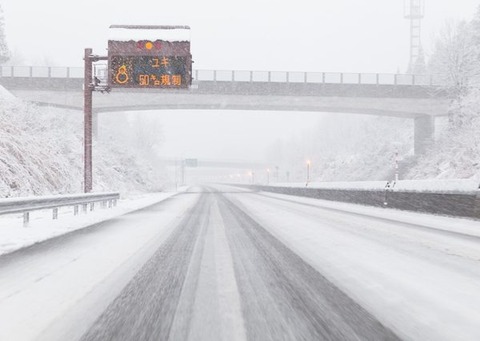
(266, 168), (270, 185)
(306, 160), (311, 186)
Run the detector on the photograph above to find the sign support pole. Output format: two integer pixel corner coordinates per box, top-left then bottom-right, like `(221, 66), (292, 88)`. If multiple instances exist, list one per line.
(83, 49), (109, 193)
(84, 48), (93, 193)
(83, 26), (191, 193)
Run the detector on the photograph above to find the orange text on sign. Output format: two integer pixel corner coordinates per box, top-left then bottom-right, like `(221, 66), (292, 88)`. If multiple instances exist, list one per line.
(138, 74), (182, 87)
(151, 57), (170, 68)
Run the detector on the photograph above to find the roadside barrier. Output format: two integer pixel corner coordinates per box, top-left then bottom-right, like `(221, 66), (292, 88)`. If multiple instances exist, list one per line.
(238, 182), (480, 219)
(0, 192), (120, 227)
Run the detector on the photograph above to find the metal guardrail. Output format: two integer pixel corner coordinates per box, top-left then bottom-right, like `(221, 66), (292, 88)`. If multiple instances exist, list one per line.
(0, 65), (451, 87)
(0, 192), (120, 227)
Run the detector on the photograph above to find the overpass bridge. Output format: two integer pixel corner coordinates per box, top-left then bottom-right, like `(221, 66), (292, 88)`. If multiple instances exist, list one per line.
(0, 65), (452, 154)
(160, 158), (268, 170)
(160, 158), (270, 187)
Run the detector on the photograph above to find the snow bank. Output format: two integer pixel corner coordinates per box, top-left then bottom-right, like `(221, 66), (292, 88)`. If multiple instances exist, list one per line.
(0, 190), (186, 256)
(0, 85), (15, 101)
(392, 179), (479, 193)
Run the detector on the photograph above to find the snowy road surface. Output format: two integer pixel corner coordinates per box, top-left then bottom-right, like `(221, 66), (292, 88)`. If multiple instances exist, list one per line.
(1, 186), (480, 341)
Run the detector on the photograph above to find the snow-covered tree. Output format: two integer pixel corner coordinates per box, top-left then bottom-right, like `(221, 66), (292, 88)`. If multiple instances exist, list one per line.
(264, 114), (413, 182)
(426, 7), (480, 129)
(0, 5), (10, 65)
(405, 6), (480, 179)
(428, 20), (476, 95)
(468, 5), (480, 52)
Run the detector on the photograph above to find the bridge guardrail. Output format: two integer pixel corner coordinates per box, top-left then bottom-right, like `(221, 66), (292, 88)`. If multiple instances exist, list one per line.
(0, 66), (84, 79)
(0, 192), (120, 227)
(195, 69), (449, 86)
(0, 65), (452, 87)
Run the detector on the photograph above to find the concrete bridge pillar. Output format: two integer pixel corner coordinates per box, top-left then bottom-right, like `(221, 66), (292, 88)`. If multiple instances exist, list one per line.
(414, 115), (435, 155)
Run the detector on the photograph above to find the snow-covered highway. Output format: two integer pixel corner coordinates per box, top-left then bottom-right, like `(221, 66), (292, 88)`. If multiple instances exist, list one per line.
(1, 185), (480, 341)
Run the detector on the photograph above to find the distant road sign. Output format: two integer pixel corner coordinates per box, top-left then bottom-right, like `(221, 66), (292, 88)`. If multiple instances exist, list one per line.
(184, 159), (198, 167)
(108, 26), (192, 89)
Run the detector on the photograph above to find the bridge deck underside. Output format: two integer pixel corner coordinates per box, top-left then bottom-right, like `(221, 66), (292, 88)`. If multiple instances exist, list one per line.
(2, 78), (450, 155)
(10, 89), (449, 118)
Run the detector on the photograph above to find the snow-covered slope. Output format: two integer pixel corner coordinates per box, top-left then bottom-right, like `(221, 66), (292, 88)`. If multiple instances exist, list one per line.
(264, 114), (414, 183)
(0, 86), (166, 197)
(264, 95), (479, 184)
(406, 91), (480, 181)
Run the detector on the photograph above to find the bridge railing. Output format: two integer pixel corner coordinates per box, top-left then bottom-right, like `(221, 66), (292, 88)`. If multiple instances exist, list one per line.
(194, 70), (450, 86)
(0, 66), (84, 79)
(0, 65), (451, 86)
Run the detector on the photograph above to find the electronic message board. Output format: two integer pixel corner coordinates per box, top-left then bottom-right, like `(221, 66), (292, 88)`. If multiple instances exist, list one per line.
(108, 26), (192, 89)
(110, 55), (189, 88)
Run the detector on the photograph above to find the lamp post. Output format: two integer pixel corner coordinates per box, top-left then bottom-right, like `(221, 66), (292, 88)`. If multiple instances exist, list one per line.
(266, 168), (270, 185)
(306, 160), (311, 186)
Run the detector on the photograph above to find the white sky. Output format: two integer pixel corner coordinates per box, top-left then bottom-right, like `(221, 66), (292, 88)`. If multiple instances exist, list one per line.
(2, 0), (479, 162)
(2, 0), (479, 72)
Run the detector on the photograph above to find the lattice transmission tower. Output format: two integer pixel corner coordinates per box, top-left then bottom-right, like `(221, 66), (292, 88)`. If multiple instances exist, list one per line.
(404, 0), (425, 73)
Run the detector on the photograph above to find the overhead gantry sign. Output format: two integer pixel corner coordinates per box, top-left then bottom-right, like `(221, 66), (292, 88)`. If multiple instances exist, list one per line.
(83, 25), (192, 193)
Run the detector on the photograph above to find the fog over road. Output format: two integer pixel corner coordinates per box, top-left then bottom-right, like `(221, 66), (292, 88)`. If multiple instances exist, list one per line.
(1, 186), (480, 341)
